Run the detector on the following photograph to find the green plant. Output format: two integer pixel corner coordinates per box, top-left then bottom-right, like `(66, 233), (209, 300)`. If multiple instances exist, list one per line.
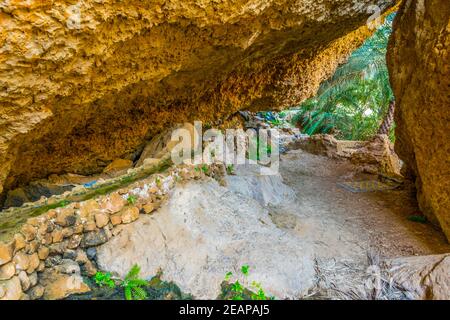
(222, 265), (273, 300)
(127, 195), (137, 205)
(121, 264), (149, 300)
(93, 271), (116, 288)
(201, 164), (209, 174)
(226, 164), (235, 175)
(292, 13), (396, 141)
(408, 215), (427, 224)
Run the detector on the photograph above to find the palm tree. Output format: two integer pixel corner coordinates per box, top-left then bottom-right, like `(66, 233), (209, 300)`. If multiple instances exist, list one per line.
(292, 13), (396, 141)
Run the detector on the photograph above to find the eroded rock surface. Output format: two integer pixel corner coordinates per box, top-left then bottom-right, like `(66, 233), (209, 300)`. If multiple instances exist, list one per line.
(96, 174), (317, 299)
(387, 0), (450, 239)
(0, 0), (397, 197)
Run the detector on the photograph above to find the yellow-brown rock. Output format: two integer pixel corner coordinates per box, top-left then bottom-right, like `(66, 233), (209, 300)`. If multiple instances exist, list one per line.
(0, 0), (398, 198)
(387, 0), (450, 240)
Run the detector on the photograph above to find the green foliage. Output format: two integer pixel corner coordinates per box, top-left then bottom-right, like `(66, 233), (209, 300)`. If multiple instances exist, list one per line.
(121, 264), (149, 300)
(292, 13), (396, 141)
(127, 195), (137, 205)
(226, 164), (235, 175)
(201, 164), (209, 174)
(93, 271), (116, 289)
(222, 265), (274, 300)
(241, 264), (249, 276)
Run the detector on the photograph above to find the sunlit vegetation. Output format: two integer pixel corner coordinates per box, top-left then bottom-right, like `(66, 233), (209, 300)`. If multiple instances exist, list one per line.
(292, 14), (396, 141)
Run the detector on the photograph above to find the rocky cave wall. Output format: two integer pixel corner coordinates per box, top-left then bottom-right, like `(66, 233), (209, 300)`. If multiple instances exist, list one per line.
(0, 0), (398, 197)
(388, 0), (450, 240)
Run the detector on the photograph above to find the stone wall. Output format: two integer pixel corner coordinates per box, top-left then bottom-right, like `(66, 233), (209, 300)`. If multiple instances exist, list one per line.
(0, 163), (217, 300)
(387, 0), (450, 240)
(0, 0), (398, 198)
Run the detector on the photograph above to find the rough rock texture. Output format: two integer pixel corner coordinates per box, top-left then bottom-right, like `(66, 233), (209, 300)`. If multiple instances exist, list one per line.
(387, 0), (450, 240)
(387, 254), (450, 300)
(0, 0), (397, 197)
(289, 134), (402, 176)
(97, 173), (317, 299)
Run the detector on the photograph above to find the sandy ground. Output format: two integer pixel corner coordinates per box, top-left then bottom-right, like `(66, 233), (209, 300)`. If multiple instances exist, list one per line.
(278, 149), (449, 259)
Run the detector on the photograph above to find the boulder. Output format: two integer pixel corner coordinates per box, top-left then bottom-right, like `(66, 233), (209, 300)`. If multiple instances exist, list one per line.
(387, 0), (450, 240)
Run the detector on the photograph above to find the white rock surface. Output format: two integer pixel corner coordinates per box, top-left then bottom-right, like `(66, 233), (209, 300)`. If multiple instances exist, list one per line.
(97, 172), (315, 299)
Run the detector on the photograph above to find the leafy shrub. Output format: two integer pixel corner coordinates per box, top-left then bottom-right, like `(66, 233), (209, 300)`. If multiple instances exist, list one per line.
(121, 264), (149, 300)
(221, 265), (274, 300)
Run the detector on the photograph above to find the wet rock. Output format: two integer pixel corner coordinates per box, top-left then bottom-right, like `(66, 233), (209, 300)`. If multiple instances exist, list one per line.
(0, 276), (23, 300)
(0, 262), (15, 280)
(40, 260), (90, 300)
(0, 242), (14, 266)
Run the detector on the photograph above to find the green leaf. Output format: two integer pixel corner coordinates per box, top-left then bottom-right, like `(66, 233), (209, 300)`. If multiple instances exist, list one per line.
(241, 265), (249, 276)
(124, 286), (132, 300)
(224, 272), (233, 281)
(132, 286), (148, 300)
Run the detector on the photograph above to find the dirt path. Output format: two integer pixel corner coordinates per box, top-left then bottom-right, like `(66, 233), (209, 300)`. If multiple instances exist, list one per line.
(278, 149), (449, 259)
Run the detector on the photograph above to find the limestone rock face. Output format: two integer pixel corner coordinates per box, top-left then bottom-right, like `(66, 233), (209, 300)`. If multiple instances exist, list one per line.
(97, 176), (317, 299)
(387, 0), (450, 239)
(0, 0), (397, 196)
